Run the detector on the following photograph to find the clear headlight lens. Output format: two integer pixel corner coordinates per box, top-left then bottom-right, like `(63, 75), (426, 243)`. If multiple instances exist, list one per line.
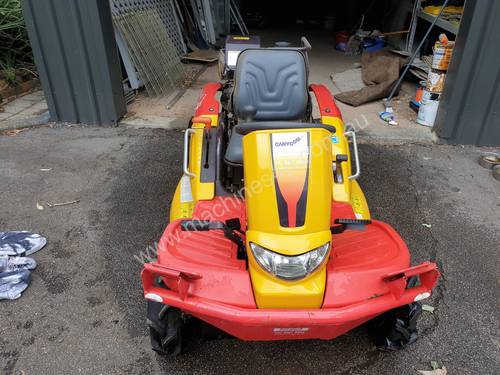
(250, 242), (330, 281)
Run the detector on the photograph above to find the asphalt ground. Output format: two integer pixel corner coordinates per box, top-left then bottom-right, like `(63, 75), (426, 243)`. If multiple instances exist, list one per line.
(1, 126), (499, 374)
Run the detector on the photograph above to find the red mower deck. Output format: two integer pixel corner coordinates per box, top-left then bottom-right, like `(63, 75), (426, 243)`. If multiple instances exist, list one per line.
(142, 199), (439, 341)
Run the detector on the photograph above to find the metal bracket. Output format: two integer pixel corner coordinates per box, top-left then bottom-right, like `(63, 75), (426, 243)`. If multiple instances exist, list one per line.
(183, 129), (196, 177)
(344, 130), (360, 180)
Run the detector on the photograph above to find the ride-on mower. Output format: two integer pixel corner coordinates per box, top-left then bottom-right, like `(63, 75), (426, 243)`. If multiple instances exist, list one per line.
(141, 36), (440, 355)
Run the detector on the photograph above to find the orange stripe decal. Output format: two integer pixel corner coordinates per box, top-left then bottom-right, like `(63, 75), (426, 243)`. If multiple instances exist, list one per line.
(271, 132), (310, 227)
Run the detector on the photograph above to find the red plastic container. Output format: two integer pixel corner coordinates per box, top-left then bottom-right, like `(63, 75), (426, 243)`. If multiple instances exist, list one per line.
(335, 31), (350, 51)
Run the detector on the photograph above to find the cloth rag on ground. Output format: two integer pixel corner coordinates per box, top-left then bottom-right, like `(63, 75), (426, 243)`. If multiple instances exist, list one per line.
(330, 68), (365, 93)
(0, 269), (31, 300)
(0, 255), (37, 272)
(0, 281), (30, 300)
(334, 51), (408, 107)
(0, 231), (47, 256)
(0, 231), (45, 300)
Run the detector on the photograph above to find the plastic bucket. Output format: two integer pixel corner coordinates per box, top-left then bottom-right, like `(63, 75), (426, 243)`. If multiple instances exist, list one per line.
(335, 31), (350, 46)
(335, 31), (350, 51)
(417, 91), (440, 127)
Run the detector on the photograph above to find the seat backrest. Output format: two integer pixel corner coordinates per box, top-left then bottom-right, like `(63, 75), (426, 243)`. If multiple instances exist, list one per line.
(233, 49), (308, 121)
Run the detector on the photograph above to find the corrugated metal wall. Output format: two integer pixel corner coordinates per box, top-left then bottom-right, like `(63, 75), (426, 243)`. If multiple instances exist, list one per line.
(22, 0), (126, 125)
(434, 0), (500, 146)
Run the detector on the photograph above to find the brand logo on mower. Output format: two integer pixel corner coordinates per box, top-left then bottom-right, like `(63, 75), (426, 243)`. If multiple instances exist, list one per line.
(274, 136), (302, 147)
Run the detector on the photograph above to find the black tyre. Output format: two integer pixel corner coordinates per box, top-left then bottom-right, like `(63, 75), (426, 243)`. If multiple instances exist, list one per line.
(147, 301), (183, 356)
(368, 276), (423, 351)
(368, 302), (422, 351)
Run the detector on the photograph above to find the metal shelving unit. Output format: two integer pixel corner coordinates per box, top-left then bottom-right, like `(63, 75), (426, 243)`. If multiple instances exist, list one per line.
(417, 8), (459, 35)
(406, 0), (463, 52)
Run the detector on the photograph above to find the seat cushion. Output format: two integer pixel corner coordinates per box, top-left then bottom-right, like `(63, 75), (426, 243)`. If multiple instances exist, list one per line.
(233, 49), (308, 121)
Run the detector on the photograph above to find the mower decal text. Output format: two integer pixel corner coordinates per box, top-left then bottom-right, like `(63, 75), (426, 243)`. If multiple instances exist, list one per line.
(274, 136), (302, 147)
(272, 327), (310, 335)
(271, 132), (309, 158)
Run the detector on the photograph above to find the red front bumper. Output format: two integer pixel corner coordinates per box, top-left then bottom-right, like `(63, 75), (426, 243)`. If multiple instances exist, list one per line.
(142, 261), (439, 341)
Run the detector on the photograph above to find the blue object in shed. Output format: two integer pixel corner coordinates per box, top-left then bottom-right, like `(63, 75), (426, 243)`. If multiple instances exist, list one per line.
(363, 37), (386, 52)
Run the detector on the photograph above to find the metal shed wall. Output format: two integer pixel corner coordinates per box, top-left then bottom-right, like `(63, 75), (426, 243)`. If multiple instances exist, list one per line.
(434, 0), (500, 146)
(22, 0), (126, 125)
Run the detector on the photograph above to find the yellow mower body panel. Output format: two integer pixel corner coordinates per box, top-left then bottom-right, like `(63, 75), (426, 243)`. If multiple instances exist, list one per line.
(322, 115), (371, 220)
(170, 118), (216, 221)
(243, 128), (333, 308)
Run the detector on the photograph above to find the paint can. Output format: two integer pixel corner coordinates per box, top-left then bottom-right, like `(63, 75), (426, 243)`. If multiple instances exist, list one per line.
(432, 41), (454, 70)
(417, 91), (440, 127)
(426, 70), (446, 93)
(421, 88), (434, 101)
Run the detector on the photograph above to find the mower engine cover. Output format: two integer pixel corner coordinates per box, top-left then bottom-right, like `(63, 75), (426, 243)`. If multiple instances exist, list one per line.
(224, 35), (261, 70)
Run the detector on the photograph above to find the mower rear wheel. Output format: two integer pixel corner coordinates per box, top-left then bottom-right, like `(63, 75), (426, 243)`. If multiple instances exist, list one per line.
(147, 301), (183, 356)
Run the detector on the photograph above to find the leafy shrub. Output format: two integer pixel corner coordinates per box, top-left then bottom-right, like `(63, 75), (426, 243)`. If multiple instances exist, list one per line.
(0, 0), (33, 70)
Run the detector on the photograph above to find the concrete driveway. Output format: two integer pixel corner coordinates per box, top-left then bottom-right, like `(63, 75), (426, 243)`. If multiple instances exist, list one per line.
(0, 126), (499, 374)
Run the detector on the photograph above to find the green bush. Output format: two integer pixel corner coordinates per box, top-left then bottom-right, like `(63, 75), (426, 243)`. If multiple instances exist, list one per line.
(0, 0), (33, 70)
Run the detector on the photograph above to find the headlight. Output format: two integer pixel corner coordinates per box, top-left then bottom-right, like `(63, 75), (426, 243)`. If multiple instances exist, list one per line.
(250, 242), (330, 280)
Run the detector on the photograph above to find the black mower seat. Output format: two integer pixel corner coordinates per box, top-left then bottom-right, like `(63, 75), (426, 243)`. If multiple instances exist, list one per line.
(233, 49), (309, 121)
(224, 122), (336, 166)
(226, 49), (310, 166)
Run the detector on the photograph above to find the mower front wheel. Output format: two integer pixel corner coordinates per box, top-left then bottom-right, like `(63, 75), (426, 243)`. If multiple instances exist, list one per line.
(367, 277), (423, 350)
(368, 302), (422, 351)
(147, 301), (183, 356)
